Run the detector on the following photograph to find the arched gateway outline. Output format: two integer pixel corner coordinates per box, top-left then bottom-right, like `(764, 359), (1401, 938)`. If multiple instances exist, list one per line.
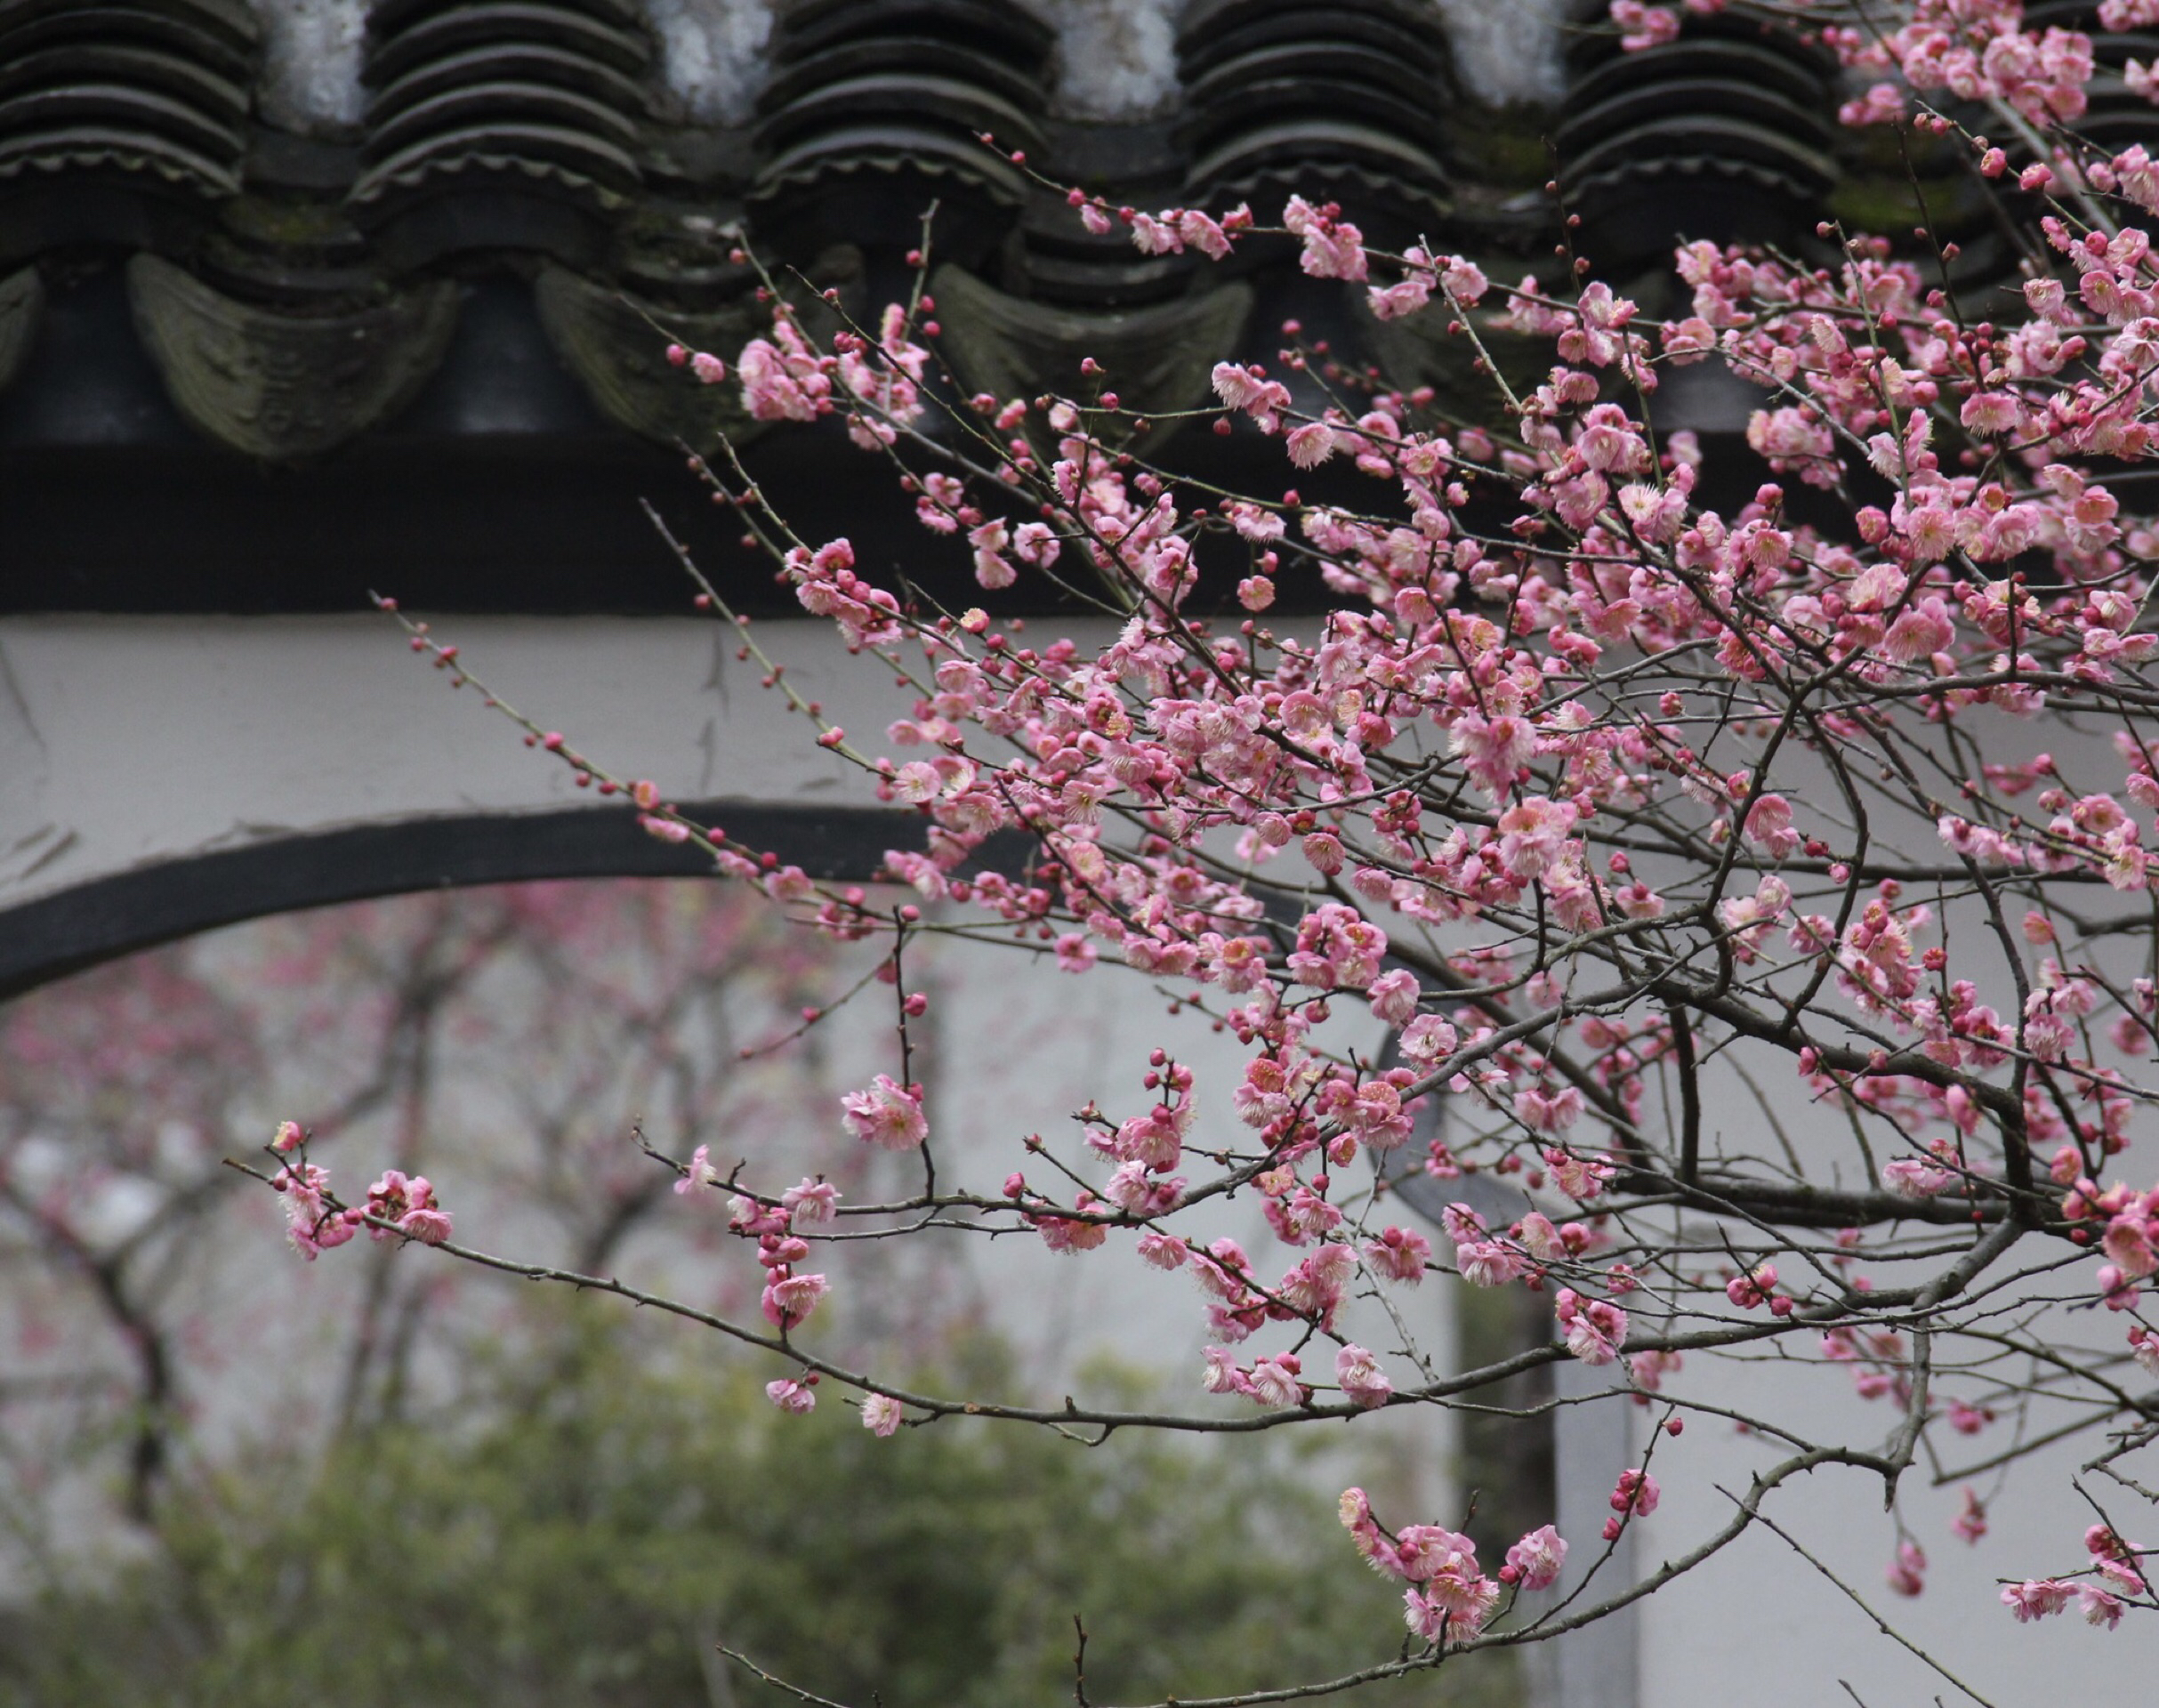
(0, 799), (960, 1004)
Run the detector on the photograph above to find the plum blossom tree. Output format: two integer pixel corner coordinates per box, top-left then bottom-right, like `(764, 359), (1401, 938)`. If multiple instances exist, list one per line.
(238, 1), (2159, 1696)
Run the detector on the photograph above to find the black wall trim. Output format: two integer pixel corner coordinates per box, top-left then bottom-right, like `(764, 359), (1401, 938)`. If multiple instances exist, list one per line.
(0, 273), (1344, 615)
(0, 802), (1027, 1003)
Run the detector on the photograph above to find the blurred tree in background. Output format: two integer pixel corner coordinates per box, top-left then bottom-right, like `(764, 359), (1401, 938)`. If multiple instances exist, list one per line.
(0, 881), (855, 1532)
(0, 883), (1500, 1707)
(0, 1304), (1504, 1708)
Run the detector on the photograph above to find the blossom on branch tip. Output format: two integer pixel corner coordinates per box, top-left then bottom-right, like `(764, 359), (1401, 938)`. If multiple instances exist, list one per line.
(1882, 1156), (1954, 1199)
(1398, 1014), (1458, 1064)
(781, 1178), (840, 1224)
(1137, 1230), (1190, 1270)
(761, 1271), (830, 1330)
(1202, 1345), (1249, 1396)
(1726, 1263), (1778, 1310)
(1211, 363), (1289, 421)
(363, 1170), (450, 1245)
(1403, 1563), (1500, 1646)
(840, 1076), (928, 1150)
(2002, 1579), (2075, 1622)
(1449, 712), (1535, 797)
(1610, 1468), (1659, 1518)
(675, 1143), (721, 1196)
(2079, 1585), (2126, 1629)
(1285, 423), (1338, 469)
(1455, 1240), (1527, 1289)
(1365, 1226), (1430, 1285)
(1247, 1352), (1305, 1408)
(1334, 1344), (1393, 1408)
(399, 1204), (453, 1245)
(1366, 968), (1420, 1027)
(1503, 1525), (1567, 1591)
(273, 1161), (359, 1261)
(1609, 2), (1679, 52)
(765, 1377), (817, 1415)
(1885, 1539), (1926, 1597)
(739, 324), (829, 422)
(1541, 1141), (1610, 1194)
(1282, 196), (1366, 281)
(1034, 1192), (1109, 1253)
(1556, 1289), (1628, 1366)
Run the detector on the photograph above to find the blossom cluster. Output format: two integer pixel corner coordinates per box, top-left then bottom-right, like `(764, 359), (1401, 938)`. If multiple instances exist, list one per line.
(268, 1138), (452, 1259)
(1340, 1486), (1567, 1647)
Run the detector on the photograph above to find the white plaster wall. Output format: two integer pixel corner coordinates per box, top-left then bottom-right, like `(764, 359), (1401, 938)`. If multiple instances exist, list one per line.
(0, 614), (947, 909)
(1631, 1379), (2151, 1708)
(1619, 1039), (2156, 1708)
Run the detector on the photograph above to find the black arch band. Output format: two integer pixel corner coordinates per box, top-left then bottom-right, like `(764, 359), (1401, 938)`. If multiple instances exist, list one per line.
(0, 802), (1027, 1003)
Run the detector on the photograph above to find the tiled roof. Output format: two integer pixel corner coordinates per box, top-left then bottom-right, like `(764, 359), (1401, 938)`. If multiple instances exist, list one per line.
(0, 1), (2103, 472)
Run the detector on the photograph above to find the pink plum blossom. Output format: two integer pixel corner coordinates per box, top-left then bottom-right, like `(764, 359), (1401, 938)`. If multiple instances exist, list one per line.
(675, 1144), (721, 1196)
(1504, 1525), (1567, 1591)
(1334, 1344), (1393, 1408)
(765, 1377), (817, 1415)
(840, 1076), (928, 1150)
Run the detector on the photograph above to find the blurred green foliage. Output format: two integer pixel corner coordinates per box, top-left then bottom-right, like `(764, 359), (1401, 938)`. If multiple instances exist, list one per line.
(0, 1307), (1511, 1708)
